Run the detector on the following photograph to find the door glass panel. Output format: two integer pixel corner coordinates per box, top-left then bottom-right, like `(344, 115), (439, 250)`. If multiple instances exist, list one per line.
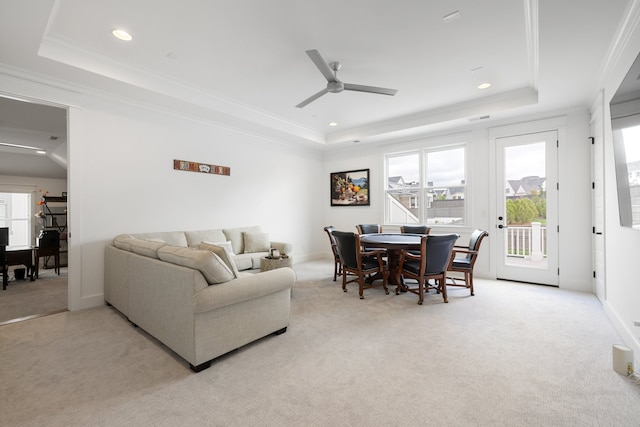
(503, 142), (547, 268)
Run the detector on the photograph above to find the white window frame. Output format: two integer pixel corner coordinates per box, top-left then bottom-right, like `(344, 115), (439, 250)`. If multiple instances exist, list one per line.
(384, 139), (469, 228)
(0, 191), (33, 246)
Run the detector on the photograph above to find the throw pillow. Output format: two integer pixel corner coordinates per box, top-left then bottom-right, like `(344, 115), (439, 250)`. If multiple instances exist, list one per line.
(200, 241), (240, 278)
(243, 232), (270, 253)
(157, 245), (234, 285)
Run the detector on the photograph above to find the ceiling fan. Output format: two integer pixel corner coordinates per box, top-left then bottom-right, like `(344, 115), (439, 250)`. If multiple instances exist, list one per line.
(295, 49), (398, 108)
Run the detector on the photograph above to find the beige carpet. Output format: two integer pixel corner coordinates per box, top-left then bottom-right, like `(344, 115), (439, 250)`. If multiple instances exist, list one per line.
(0, 266), (67, 324)
(1, 260), (639, 426)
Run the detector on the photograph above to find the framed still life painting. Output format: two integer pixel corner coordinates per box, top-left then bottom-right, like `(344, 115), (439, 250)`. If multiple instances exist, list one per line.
(331, 169), (370, 206)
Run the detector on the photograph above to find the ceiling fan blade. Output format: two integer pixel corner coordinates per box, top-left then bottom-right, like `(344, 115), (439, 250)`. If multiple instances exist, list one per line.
(306, 49), (337, 82)
(344, 83), (398, 96)
(295, 88), (329, 108)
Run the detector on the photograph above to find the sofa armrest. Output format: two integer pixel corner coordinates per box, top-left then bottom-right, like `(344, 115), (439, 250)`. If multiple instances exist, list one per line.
(194, 267), (295, 312)
(270, 241), (292, 255)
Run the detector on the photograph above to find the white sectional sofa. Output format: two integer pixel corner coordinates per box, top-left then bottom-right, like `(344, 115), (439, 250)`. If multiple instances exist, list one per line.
(104, 226), (295, 372)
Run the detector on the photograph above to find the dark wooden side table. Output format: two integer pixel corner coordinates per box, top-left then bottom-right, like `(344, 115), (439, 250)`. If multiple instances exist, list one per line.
(4, 246), (37, 289)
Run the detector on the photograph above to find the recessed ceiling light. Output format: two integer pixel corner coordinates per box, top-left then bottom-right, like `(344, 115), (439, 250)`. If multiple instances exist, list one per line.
(328, 122), (338, 127)
(36, 150), (47, 155)
(477, 82), (492, 90)
(112, 29), (133, 41)
(443, 10), (461, 23)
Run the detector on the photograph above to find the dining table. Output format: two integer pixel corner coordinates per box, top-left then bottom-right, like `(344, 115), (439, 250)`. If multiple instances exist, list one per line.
(359, 233), (423, 286)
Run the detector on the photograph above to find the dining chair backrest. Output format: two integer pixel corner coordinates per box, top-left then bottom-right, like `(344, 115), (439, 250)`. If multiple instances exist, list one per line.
(332, 231), (360, 270)
(356, 224), (382, 234)
(424, 234), (460, 274)
(323, 226), (338, 256)
(400, 225), (431, 235)
(465, 229), (489, 261)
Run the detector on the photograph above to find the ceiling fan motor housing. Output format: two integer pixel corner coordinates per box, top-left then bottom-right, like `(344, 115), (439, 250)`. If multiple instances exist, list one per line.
(327, 81), (344, 93)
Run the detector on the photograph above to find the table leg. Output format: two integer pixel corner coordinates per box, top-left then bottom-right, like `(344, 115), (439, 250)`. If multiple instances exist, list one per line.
(385, 249), (403, 286)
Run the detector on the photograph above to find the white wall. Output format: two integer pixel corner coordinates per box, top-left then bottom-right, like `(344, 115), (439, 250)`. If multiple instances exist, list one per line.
(69, 97), (325, 309)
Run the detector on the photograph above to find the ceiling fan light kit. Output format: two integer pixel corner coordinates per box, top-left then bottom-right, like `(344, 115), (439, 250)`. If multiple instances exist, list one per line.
(296, 49), (398, 108)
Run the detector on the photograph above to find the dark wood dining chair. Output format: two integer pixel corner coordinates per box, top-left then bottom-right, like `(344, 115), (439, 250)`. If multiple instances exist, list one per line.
(400, 225), (431, 235)
(332, 230), (389, 299)
(446, 229), (488, 296)
(400, 225), (431, 256)
(398, 233), (459, 304)
(323, 226), (342, 281)
(355, 224), (387, 256)
(356, 224), (382, 234)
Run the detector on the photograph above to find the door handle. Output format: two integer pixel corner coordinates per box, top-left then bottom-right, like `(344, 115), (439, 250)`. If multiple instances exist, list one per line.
(498, 224), (507, 229)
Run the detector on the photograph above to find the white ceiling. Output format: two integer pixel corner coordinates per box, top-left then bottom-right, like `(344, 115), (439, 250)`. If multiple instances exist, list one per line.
(0, 0), (633, 178)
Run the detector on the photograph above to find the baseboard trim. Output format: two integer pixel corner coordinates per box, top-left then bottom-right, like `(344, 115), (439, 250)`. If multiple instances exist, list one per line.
(0, 308), (69, 326)
(604, 300), (640, 368)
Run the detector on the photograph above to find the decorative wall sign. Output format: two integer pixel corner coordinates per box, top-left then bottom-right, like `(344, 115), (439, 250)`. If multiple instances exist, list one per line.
(331, 168), (370, 206)
(173, 159), (230, 176)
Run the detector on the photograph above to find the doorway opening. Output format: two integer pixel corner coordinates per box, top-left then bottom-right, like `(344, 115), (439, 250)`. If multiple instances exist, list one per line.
(0, 95), (68, 324)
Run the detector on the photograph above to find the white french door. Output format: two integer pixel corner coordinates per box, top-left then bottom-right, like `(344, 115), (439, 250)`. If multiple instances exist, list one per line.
(495, 131), (559, 285)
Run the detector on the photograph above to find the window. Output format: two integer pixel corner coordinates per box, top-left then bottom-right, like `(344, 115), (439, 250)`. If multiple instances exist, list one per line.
(0, 192), (32, 246)
(386, 153), (421, 224)
(425, 147), (466, 225)
(385, 145), (466, 226)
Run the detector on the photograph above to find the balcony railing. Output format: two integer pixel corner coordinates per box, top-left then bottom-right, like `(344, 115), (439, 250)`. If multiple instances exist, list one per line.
(506, 223), (547, 260)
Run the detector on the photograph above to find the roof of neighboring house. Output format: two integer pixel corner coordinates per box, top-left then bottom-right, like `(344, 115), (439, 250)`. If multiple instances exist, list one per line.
(507, 176), (546, 194)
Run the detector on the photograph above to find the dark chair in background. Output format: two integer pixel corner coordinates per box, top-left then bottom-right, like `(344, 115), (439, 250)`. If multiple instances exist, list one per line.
(36, 229), (60, 276)
(447, 229), (489, 296)
(398, 233), (459, 304)
(400, 225), (431, 234)
(323, 226), (342, 281)
(400, 225), (431, 256)
(332, 230), (389, 299)
(356, 224), (382, 234)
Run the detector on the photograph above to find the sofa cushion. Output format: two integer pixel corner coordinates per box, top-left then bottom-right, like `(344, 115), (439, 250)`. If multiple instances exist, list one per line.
(113, 234), (135, 251)
(194, 267), (295, 312)
(185, 229), (226, 248)
(199, 241), (240, 278)
(243, 232), (270, 253)
(233, 253), (255, 271)
(157, 245), (234, 285)
(223, 226), (262, 254)
(129, 239), (167, 259)
(130, 231), (188, 247)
